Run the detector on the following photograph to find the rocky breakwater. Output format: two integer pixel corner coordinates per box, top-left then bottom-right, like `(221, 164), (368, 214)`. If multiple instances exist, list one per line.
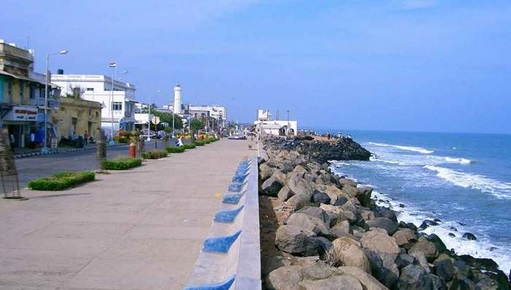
(259, 138), (510, 290)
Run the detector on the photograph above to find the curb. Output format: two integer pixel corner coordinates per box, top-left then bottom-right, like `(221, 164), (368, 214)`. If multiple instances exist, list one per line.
(13, 145), (116, 159)
(184, 157), (261, 290)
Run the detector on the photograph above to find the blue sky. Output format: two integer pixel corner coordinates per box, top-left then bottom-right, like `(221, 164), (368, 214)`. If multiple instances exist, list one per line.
(2, 0), (510, 134)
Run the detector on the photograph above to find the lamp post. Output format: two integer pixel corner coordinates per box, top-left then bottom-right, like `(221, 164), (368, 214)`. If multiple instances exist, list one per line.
(108, 62), (117, 145)
(147, 93), (152, 142)
(42, 49), (68, 154)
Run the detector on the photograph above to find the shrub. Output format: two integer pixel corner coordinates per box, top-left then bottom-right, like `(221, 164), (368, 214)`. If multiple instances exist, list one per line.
(182, 143), (196, 150)
(101, 157), (142, 170)
(207, 136), (217, 142)
(166, 146), (186, 153)
(193, 140), (206, 146)
(28, 171), (95, 191)
(142, 151), (169, 159)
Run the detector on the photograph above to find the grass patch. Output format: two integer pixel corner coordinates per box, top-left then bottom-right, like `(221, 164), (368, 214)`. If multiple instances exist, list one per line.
(166, 146), (186, 153)
(28, 171), (96, 191)
(101, 157), (142, 170)
(142, 151), (169, 159)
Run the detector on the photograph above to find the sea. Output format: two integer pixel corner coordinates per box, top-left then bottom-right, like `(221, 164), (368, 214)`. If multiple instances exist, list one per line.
(321, 130), (511, 275)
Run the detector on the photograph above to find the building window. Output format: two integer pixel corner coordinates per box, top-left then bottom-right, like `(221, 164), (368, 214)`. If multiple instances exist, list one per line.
(29, 85), (36, 99)
(19, 81), (24, 104)
(86, 88), (94, 91)
(7, 82), (12, 103)
(112, 102), (122, 111)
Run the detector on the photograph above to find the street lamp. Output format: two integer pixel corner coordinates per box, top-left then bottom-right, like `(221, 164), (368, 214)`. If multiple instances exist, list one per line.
(42, 49), (68, 154)
(108, 62), (117, 145)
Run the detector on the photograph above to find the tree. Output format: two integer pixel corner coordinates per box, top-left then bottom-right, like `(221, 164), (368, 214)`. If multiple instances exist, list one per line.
(190, 119), (205, 132)
(152, 110), (183, 130)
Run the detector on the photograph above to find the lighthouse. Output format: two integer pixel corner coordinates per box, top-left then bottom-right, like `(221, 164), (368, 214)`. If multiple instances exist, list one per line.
(173, 84), (181, 114)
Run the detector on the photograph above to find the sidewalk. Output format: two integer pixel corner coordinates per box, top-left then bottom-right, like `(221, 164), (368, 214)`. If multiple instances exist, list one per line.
(12, 143), (116, 159)
(0, 139), (253, 289)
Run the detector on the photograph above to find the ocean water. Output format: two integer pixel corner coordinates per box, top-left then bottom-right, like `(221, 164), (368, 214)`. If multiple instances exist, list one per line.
(324, 130), (511, 275)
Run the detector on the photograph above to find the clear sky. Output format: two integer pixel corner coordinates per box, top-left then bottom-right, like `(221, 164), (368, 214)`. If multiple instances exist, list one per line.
(2, 0), (510, 134)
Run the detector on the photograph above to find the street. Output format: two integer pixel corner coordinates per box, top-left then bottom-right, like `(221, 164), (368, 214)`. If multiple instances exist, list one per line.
(14, 139), (173, 189)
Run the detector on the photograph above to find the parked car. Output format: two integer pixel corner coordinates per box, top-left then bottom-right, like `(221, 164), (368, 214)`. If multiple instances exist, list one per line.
(228, 133), (247, 140)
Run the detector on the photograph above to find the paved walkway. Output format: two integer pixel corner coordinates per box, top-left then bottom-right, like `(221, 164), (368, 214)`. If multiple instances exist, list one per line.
(0, 139), (254, 290)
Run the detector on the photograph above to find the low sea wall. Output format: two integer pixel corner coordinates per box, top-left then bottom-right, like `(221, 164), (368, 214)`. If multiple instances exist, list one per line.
(184, 157), (261, 290)
(259, 137), (510, 289)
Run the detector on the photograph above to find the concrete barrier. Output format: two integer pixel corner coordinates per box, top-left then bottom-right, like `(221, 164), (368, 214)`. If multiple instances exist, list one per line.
(184, 157), (261, 290)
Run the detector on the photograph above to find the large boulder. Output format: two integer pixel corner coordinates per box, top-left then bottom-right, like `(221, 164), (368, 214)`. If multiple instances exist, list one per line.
(277, 186), (294, 202)
(286, 194), (309, 211)
(286, 213), (333, 239)
(261, 176), (284, 197)
(433, 258), (454, 282)
(356, 186), (373, 207)
(397, 265), (436, 290)
(259, 163), (274, 181)
(392, 228), (418, 249)
(299, 274), (363, 290)
(325, 185), (350, 205)
(360, 228), (400, 256)
(320, 204), (348, 227)
(339, 178), (358, 188)
(409, 237), (439, 263)
(311, 189), (331, 204)
(296, 206), (331, 225)
(366, 217), (399, 235)
(288, 174), (314, 200)
(329, 237), (371, 273)
(266, 265), (303, 290)
(365, 250), (400, 289)
(331, 220), (351, 237)
(275, 225), (320, 256)
(336, 266), (390, 290)
(341, 184), (359, 198)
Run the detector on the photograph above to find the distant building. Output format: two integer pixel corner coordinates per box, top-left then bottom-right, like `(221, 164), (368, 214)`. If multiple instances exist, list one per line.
(51, 73), (137, 138)
(254, 109), (297, 136)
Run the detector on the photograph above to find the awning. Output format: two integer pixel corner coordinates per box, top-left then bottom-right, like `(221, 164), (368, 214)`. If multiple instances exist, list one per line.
(0, 70), (46, 85)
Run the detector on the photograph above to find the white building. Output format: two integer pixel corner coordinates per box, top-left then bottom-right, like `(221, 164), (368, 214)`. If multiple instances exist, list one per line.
(254, 109), (298, 136)
(51, 74), (137, 138)
(188, 104), (227, 129)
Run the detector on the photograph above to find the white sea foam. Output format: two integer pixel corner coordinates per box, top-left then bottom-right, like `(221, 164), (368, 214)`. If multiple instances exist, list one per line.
(443, 157), (473, 165)
(366, 142), (434, 154)
(370, 188), (511, 276)
(424, 165), (511, 199)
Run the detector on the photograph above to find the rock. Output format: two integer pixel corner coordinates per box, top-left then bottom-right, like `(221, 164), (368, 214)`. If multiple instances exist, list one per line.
(272, 170), (288, 184)
(311, 189), (331, 204)
(419, 219), (439, 230)
(286, 213), (333, 239)
(360, 228), (400, 256)
(329, 237), (371, 272)
(340, 199), (359, 223)
(316, 237), (332, 260)
(462, 232), (477, 241)
(409, 237), (439, 263)
(325, 185), (350, 205)
(320, 204), (348, 226)
(299, 274), (364, 290)
(339, 178), (357, 188)
(360, 210), (376, 221)
(395, 253), (418, 270)
(366, 217), (399, 235)
(286, 194), (309, 211)
(356, 186), (373, 207)
(453, 260), (474, 280)
(426, 234), (448, 254)
(277, 186), (294, 202)
(293, 165), (307, 174)
(287, 174), (314, 200)
(430, 274), (447, 290)
(377, 208), (398, 222)
(397, 265), (435, 290)
(365, 250), (400, 289)
(450, 273), (476, 290)
(475, 277), (501, 290)
(334, 196), (348, 206)
(433, 259), (454, 282)
(410, 251), (430, 273)
(341, 184), (359, 198)
(336, 266), (390, 290)
(266, 265), (303, 290)
(259, 163), (274, 181)
(301, 261), (335, 280)
(275, 225), (320, 256)
(331, 220), (351, 237)
(296, 206), (331, 225)
(261, 176), (284, 197)
(261, 255), (292, 277)
(392, 228), (418, 249)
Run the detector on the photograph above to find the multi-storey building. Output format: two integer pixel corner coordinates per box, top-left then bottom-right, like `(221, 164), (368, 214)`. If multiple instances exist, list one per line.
(0, 40), (49, 148)
(51, 74), (137, 138)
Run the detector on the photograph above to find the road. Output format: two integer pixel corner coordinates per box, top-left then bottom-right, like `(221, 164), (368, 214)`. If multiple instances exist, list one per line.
(14, 140), (171, 189)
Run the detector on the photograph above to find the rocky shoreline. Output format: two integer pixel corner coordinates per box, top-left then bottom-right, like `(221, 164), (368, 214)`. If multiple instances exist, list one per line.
(259, 137), (510, 290)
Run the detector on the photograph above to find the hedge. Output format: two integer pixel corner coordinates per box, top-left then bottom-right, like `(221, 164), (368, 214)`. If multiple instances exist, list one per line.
(28, 171), (96, 191)
(166, 146), (186, 153)
(182, 143), (196, 150)
(101, 157), (142, 170)
(142, 151), (169, 159)
(193, 140), (206, 146)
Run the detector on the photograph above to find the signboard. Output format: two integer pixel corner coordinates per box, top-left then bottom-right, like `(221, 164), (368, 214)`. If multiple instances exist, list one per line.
(3, 106), (38, 122)
(151, 116), (160, 124)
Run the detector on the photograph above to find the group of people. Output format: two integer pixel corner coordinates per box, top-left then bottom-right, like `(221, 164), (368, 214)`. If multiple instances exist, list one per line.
(325, 132), (352, 140)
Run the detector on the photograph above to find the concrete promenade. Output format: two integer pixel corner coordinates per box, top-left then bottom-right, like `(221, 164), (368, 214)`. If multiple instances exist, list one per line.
(0, 139), (254, 290)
